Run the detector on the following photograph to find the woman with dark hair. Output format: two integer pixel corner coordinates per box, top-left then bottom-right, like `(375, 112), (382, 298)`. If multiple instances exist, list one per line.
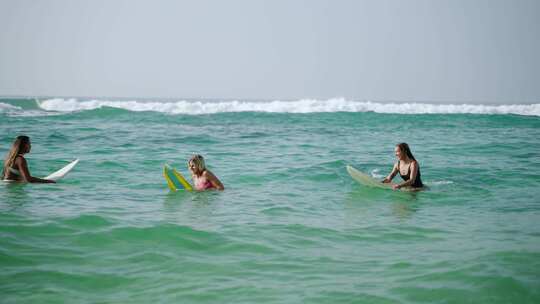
(382, 143), (423, 190)
(2, 135), (55, 183)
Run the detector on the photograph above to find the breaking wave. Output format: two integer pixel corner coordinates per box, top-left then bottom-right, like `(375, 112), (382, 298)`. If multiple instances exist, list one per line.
(0, 102), (22, 112)
(35, 98), (540, 116)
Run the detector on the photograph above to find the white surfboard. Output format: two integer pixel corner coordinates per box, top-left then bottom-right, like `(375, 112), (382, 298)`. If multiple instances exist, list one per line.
(346, 165), (420, 192)
(44, 159), (79, 181)
(346, 165), (393, 190)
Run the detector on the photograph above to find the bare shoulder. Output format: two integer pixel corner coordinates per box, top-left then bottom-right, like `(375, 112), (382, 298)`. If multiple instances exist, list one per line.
(14, 155), (27, 166)
(203, 170), (217, 179)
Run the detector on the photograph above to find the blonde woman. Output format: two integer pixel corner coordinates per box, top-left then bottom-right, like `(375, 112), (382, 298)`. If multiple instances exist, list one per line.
(188, 154), (224, 191)
(2, 135), (55, 183)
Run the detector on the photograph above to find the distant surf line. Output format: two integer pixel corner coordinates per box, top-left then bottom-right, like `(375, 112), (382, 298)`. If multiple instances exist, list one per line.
(1, 98), (539, 116)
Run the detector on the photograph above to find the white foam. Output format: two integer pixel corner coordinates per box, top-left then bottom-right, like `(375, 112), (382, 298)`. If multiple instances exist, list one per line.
(370, 169), (385, 179)
(0, 102), (61, 117)
(0, 102), (22, 112)
(35, 98), (540, 116)
(425, 181), (455, 186)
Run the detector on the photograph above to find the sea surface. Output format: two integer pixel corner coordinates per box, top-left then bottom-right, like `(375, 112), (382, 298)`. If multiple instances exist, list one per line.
(1, 97), (540, 303)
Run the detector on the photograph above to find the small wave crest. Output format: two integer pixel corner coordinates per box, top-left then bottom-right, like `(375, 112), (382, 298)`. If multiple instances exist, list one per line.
(428, 180), (454, 185)
(0, 102), (22, 112)
(36, 98), (540, 116)
(1, 101), (60, 117)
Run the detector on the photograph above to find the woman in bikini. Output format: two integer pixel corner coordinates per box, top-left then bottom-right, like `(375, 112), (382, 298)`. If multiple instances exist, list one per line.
(2, 135), (56, 183)
(382, 143), (423, 190)
(188, 154), (224, 191)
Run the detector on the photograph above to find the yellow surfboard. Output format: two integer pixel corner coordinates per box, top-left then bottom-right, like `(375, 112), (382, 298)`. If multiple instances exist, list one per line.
(163, 164), (193, 191)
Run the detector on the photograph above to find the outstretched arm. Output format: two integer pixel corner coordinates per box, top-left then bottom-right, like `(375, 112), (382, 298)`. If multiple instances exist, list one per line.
(205, 170), (224, 190)
(382, 162), (399, 183)
(16, 157), (56, 183)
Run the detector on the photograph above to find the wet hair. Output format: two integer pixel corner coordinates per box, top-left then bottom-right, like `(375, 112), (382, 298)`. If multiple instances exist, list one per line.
(3, 135), (30, 179)
(397, 142), (416, 161)
(188, 154), (206, 173)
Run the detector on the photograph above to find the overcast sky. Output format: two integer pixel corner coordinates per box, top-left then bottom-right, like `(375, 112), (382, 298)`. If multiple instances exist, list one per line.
(0, 0), (539, 103)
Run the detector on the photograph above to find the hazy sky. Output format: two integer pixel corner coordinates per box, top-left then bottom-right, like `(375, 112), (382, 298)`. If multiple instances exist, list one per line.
(1, 0), (539, 103)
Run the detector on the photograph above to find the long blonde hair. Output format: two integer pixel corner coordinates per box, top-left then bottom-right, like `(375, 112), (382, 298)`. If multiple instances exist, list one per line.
(3, 135), (30, 179)
(188, 154), (206, 173)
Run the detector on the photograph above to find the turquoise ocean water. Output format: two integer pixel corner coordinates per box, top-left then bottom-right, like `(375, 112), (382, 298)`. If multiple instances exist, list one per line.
(1, 97), (540, 303)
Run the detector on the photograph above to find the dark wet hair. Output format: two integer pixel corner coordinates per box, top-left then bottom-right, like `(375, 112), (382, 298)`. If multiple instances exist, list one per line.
(397, 142), (416, 161)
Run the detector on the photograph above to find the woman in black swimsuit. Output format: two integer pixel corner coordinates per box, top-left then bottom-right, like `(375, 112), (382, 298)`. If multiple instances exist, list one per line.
(2, 135), (55, 183)
(382, 143), (423, 190)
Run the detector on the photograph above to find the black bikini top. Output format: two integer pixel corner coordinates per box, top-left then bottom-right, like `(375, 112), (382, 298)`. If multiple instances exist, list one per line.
(398, 160), (423, 187)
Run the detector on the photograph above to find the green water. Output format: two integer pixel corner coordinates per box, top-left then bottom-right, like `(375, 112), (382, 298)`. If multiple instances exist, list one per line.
(1, 99), (540, 303)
